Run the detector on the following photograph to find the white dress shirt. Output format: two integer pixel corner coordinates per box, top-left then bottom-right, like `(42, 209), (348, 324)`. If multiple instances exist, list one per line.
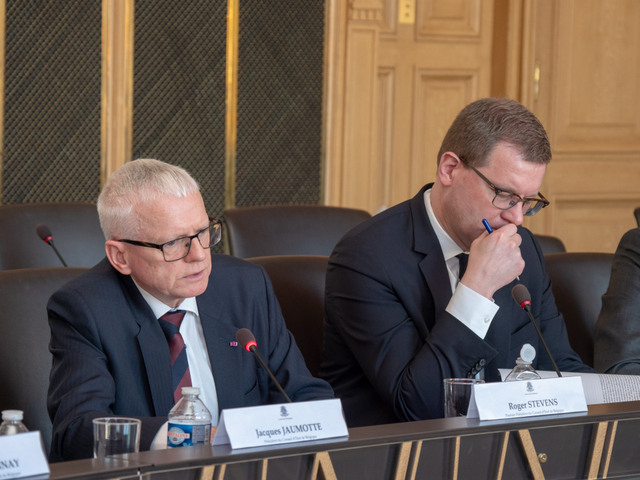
(423, 189), (498, 339)
(134, 285), (219, 425)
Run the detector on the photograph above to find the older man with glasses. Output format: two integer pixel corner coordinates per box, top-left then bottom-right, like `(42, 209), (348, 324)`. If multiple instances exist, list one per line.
(321, 97), (592, 428)
(47, 158), (333, 462)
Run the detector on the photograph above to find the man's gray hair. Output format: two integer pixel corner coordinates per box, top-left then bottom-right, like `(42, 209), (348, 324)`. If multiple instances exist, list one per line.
(97, 158), (200, 240)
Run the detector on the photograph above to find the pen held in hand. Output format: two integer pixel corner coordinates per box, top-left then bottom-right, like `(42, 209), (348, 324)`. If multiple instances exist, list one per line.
(482, 219), (520, 281)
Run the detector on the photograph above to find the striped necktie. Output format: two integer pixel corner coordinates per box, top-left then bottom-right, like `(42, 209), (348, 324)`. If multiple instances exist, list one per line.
(159, 310), (191, 404)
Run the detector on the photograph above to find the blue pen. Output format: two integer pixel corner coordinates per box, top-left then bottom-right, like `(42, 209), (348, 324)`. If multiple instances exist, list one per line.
(483, 219), (520, 280)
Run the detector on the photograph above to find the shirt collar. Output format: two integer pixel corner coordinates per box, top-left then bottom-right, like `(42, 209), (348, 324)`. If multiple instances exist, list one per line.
(423, 188), (465, 262)
(132, 278), (199, 319)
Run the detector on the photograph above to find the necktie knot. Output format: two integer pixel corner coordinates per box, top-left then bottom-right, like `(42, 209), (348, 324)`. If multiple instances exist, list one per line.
(159, 310), (186, 341)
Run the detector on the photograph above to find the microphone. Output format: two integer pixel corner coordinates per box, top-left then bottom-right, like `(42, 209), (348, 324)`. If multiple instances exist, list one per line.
(236, 328), (292, 403)
(36, 224), (68, 267)
(512, 284), (561, 377)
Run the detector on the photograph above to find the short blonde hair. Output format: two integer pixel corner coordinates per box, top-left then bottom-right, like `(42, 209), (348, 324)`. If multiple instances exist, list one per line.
(97, 158), (200, 240)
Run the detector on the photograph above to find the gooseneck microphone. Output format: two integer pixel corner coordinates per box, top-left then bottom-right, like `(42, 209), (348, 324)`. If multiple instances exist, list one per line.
(236, 328), (292, 403)
(36, 224), (68, 267)
(512, 284), (562, 377)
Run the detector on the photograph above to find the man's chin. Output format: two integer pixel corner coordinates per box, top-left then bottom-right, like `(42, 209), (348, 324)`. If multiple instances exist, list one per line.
(190, 281), (209, 298)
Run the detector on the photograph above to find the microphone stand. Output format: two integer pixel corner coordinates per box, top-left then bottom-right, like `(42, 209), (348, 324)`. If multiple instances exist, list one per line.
(521, 303), (562, 378)
(248, 345), (292, 403)
(48, 240), (68, 267)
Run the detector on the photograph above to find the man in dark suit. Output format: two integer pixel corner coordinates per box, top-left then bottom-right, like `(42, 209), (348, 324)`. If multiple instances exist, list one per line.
(595, 227), (640, 374)
(47, 158), (333, 461)
(321, 98), (592, 428)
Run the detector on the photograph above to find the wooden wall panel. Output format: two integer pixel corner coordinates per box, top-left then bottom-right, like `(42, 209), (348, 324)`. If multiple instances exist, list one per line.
(341, 26), (379, 209)
(410, 71), (475, 193)
(325, 0), (494, 213)
(417, 0), (482, 38)
(540, 156), (640, 252)
(553, 199), (639, 253)
(551, 1), (640, 152)
(380, 0), (397, 34)
(376, 67), (395, 210)
(522, 0), (640, 252)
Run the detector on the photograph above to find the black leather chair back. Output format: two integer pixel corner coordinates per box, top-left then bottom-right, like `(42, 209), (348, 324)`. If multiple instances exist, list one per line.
(534, 234), (566, 254)
(247, 255), (328, 377)
(544, 252), (614, 367)
(0, 202), (105, 270)
(223, 205), (371, 258)
(0, 267), (88, 455)
(634, 207), (640, 226)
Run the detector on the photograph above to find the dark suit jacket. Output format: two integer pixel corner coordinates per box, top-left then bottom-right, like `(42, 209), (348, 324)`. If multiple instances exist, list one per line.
(595, 227), (640, 374)
(47, 255), (333, 461)
(321, 185), (591, 427)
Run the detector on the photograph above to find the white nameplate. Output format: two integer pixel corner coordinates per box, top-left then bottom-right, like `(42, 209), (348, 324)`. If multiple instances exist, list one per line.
(0, 431), (50, 479)
(213, 399), (348, 449)
(467, 376), (587, 421)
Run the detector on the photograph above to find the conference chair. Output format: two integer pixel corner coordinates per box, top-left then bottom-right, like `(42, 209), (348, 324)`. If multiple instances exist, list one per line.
(0, 267), (88, 455)
(246, 255), (328, 377)
(534, 234), (566, 254)
(0, 202), (105, 270)
(544, 252), (614, 367)
(634, 207), (640, 226)
(222, 205), (371, 258)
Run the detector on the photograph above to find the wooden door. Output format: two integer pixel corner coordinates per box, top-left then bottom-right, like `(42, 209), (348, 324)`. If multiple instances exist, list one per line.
(521, 0), (640, 252)
(325, 0), (640, 252)
(324, 0), (495, 214)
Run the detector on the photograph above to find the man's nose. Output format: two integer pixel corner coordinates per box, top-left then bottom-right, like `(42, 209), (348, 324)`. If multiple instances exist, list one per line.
(501, 204), (524, 226)
(186, 237), (207, 261)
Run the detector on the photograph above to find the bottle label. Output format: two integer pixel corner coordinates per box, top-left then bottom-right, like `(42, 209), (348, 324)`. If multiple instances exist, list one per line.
(167, 422), (211, 447)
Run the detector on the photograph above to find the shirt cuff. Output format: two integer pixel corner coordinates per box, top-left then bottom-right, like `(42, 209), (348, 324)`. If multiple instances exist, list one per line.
(446, 282), (499, 339)
(150, 421), (168, 450)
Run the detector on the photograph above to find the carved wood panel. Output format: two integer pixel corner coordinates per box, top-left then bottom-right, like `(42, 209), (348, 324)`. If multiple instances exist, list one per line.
(523, 0), (640, 252)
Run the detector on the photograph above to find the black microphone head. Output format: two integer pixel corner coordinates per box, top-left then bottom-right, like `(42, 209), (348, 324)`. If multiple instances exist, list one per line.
(512, 284), (532, 309)
(36, 223), (53, 244)
(236, 328), (258, 352)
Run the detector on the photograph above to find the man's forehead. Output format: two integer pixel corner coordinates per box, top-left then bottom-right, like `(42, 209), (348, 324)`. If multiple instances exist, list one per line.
(134, 196), (208, 235)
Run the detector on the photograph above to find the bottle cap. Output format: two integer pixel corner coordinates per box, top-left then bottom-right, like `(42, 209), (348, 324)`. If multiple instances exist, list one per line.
(181, 386), (200, 396)
(520, 343), (536, 363)
(1, 410), (23, 421)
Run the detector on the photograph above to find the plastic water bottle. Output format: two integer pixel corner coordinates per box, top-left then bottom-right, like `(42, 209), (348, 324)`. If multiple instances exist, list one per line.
(0, 410), (29, 435)
(505, 344), (542, 381)
(167, 387), (212, 447)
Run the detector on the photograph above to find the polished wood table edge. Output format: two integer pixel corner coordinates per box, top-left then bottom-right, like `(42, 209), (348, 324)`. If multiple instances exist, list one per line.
(48, 400), (640, 479)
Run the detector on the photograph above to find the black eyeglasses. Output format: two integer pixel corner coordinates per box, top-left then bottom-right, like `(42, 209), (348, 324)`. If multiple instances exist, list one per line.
(459, 156), (550, 217)
(119, 220), (222, 262)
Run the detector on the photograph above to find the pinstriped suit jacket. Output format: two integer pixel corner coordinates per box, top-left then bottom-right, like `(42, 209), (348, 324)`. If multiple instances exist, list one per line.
(47, 255), (333, 461)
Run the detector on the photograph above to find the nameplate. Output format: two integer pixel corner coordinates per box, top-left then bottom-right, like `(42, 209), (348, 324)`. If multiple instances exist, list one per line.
(212, 399), (348, 449)
(467, 376), (587, 420)
(0, 431), (50, 479)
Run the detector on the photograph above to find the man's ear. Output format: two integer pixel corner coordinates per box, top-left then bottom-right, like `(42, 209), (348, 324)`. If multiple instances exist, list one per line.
(105, 240), (132, 275)
(437, 152), (463, 186)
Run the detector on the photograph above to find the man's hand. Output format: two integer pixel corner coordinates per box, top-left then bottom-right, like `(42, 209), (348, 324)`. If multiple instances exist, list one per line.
(460, 223), (524, 299)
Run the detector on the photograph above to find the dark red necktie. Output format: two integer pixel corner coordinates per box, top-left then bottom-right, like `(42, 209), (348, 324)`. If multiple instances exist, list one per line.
(159, 310), (191, 403)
